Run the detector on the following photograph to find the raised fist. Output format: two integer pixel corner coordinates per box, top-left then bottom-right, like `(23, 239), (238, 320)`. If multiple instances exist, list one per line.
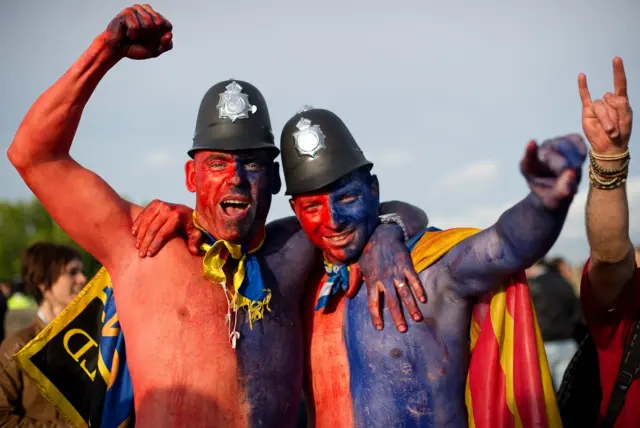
(104, 4), (173, 60)
(520, 134), (587, 210)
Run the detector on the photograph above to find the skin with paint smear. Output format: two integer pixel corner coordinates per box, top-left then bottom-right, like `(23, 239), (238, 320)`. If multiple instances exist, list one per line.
(185, 150), (278, 243)
(7, 6), (429, 427)
(293, 133), (587, 427)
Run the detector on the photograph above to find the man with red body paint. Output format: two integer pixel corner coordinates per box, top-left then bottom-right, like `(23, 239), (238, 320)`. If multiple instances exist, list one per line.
(7, 5), (428, 427)
(278, 107), (587, 427)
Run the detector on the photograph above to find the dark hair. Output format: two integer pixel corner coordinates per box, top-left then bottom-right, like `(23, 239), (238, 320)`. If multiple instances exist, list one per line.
(20, 242), (81, 304)
(546, 257), (567, 272)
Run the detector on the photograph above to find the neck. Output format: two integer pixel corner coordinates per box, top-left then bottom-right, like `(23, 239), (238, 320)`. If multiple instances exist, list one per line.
(194, 213), (266, 249)
(323, 253), (358, 266)
(38, 300), (63, 324)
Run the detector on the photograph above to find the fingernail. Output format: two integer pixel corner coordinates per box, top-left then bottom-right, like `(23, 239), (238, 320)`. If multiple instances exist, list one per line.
(420, 297), (426, 303)
(135, 242), (140, 249)
(376, 324), (383, 330)
(399, 325), (407, 332)
(413, 314), (422, 321)
(147, 251), (152, 257)
(139, 251), (145, 258)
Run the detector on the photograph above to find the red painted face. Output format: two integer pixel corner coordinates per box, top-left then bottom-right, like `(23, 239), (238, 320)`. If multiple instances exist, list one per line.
(290, 171), (379, 264)
(186, 149), (277, 244)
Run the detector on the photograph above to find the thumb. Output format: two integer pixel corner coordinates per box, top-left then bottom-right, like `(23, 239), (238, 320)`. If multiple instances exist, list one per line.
(187, 229), (202, 256)
(553, 169), (577, 201)
(520, 140), (539, 177)
(346, 264), (363, 298)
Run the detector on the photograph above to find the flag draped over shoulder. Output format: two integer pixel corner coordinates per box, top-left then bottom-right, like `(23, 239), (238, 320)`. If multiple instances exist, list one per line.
(13, 267), (134, 428)
(410, 227), (561, 428)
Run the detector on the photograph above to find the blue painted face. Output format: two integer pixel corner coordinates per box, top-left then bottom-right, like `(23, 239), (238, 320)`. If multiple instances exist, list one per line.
(291, 169), (380, 264)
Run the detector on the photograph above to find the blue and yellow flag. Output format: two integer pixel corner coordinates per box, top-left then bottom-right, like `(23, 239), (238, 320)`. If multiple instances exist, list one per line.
(14, 267), (134, 428)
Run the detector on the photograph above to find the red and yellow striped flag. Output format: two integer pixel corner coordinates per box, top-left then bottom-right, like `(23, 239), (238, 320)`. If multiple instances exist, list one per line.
(411, 228), (561, 428)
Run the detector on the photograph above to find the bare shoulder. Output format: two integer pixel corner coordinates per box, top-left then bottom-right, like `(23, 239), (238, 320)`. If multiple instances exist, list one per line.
(417, 258), (455, 296)
(264, 216), (314, 256)
(262, 217), (318, 297)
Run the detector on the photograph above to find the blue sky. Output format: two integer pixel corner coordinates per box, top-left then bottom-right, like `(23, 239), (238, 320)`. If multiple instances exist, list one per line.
(1, 0), (639, 264)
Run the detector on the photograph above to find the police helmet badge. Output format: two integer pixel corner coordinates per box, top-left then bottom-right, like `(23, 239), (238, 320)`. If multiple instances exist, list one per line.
(293, 118), (326, 158)
(216, 81), (258, 122)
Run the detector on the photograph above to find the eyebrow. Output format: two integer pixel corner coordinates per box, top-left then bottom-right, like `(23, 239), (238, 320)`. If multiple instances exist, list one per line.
(206, 153), (233, 162)
(296, 195), (325, 204)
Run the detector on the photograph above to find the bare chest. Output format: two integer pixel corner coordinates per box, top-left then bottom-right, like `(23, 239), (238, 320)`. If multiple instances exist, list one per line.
(109, 242), (304, 427)
(303, 272), (353, 427)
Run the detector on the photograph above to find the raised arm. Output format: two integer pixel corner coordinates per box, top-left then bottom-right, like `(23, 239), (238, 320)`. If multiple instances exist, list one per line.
(579, 57), (635, 307)
(442, 134), (587, 297)
(6, 6), (173, 268)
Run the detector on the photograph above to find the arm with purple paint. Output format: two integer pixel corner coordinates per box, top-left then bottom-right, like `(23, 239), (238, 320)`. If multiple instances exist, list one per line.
(131, 199), (429, 331)
(347, 200), (429, 332)
(440, 134), (587, 297)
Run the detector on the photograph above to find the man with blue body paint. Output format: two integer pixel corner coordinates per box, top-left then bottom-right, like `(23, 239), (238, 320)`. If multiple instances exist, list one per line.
(280, 107), (587, 427)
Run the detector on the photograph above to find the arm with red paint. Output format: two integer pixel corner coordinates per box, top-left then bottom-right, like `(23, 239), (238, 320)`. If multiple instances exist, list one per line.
(441, 134), (587, 297)
(6, 6), (173, 269)
(580, 58), (635, 308)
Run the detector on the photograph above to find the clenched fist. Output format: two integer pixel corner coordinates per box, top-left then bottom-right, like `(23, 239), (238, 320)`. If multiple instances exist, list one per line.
(520, 134), (587, 210)
(104, 4), (173, 60)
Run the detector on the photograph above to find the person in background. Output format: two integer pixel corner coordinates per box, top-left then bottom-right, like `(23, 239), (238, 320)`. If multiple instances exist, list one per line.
(549, 256), (579, 288)
(0, 242), (87, 426)
(0, 281), (9, 344)
(527, 258), (583, 389)
(6, 280), (37, 311)
(577, 56), (637, 427)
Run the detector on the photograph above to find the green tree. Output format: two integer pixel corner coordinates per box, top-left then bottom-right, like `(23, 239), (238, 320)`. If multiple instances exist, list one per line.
(0, 198), (102, 281)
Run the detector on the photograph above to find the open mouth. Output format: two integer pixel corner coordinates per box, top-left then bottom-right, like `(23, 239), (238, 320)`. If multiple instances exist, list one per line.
(220, 199), (250, 217)
(323, 229), (355, 246)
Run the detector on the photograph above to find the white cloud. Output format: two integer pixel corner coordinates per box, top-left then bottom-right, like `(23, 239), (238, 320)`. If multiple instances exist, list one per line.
(425, 160), (500, 202)
(143, 150), (180, 168)
(434, 160), (499, 189)
(429, 176), (640, 262)
(371, 149), (415, 168)
(430, 200), (516, 230)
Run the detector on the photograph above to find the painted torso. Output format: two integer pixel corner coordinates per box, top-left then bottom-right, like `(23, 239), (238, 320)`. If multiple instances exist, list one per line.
(110, 223), (314, 428)
(304, 259), (471, 428)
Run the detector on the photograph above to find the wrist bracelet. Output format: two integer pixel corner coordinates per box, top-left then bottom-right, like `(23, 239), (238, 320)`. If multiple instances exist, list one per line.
(378, 213), (409, 241)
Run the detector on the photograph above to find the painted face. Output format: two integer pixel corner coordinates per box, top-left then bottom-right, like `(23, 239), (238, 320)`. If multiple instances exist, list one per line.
(291, 170), (379, 264)
(186, 149), (278, 244)
(44, 259), (86, 308)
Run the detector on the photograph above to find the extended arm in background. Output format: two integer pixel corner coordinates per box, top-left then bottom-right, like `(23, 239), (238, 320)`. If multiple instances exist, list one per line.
(443, 134), (586, 297)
